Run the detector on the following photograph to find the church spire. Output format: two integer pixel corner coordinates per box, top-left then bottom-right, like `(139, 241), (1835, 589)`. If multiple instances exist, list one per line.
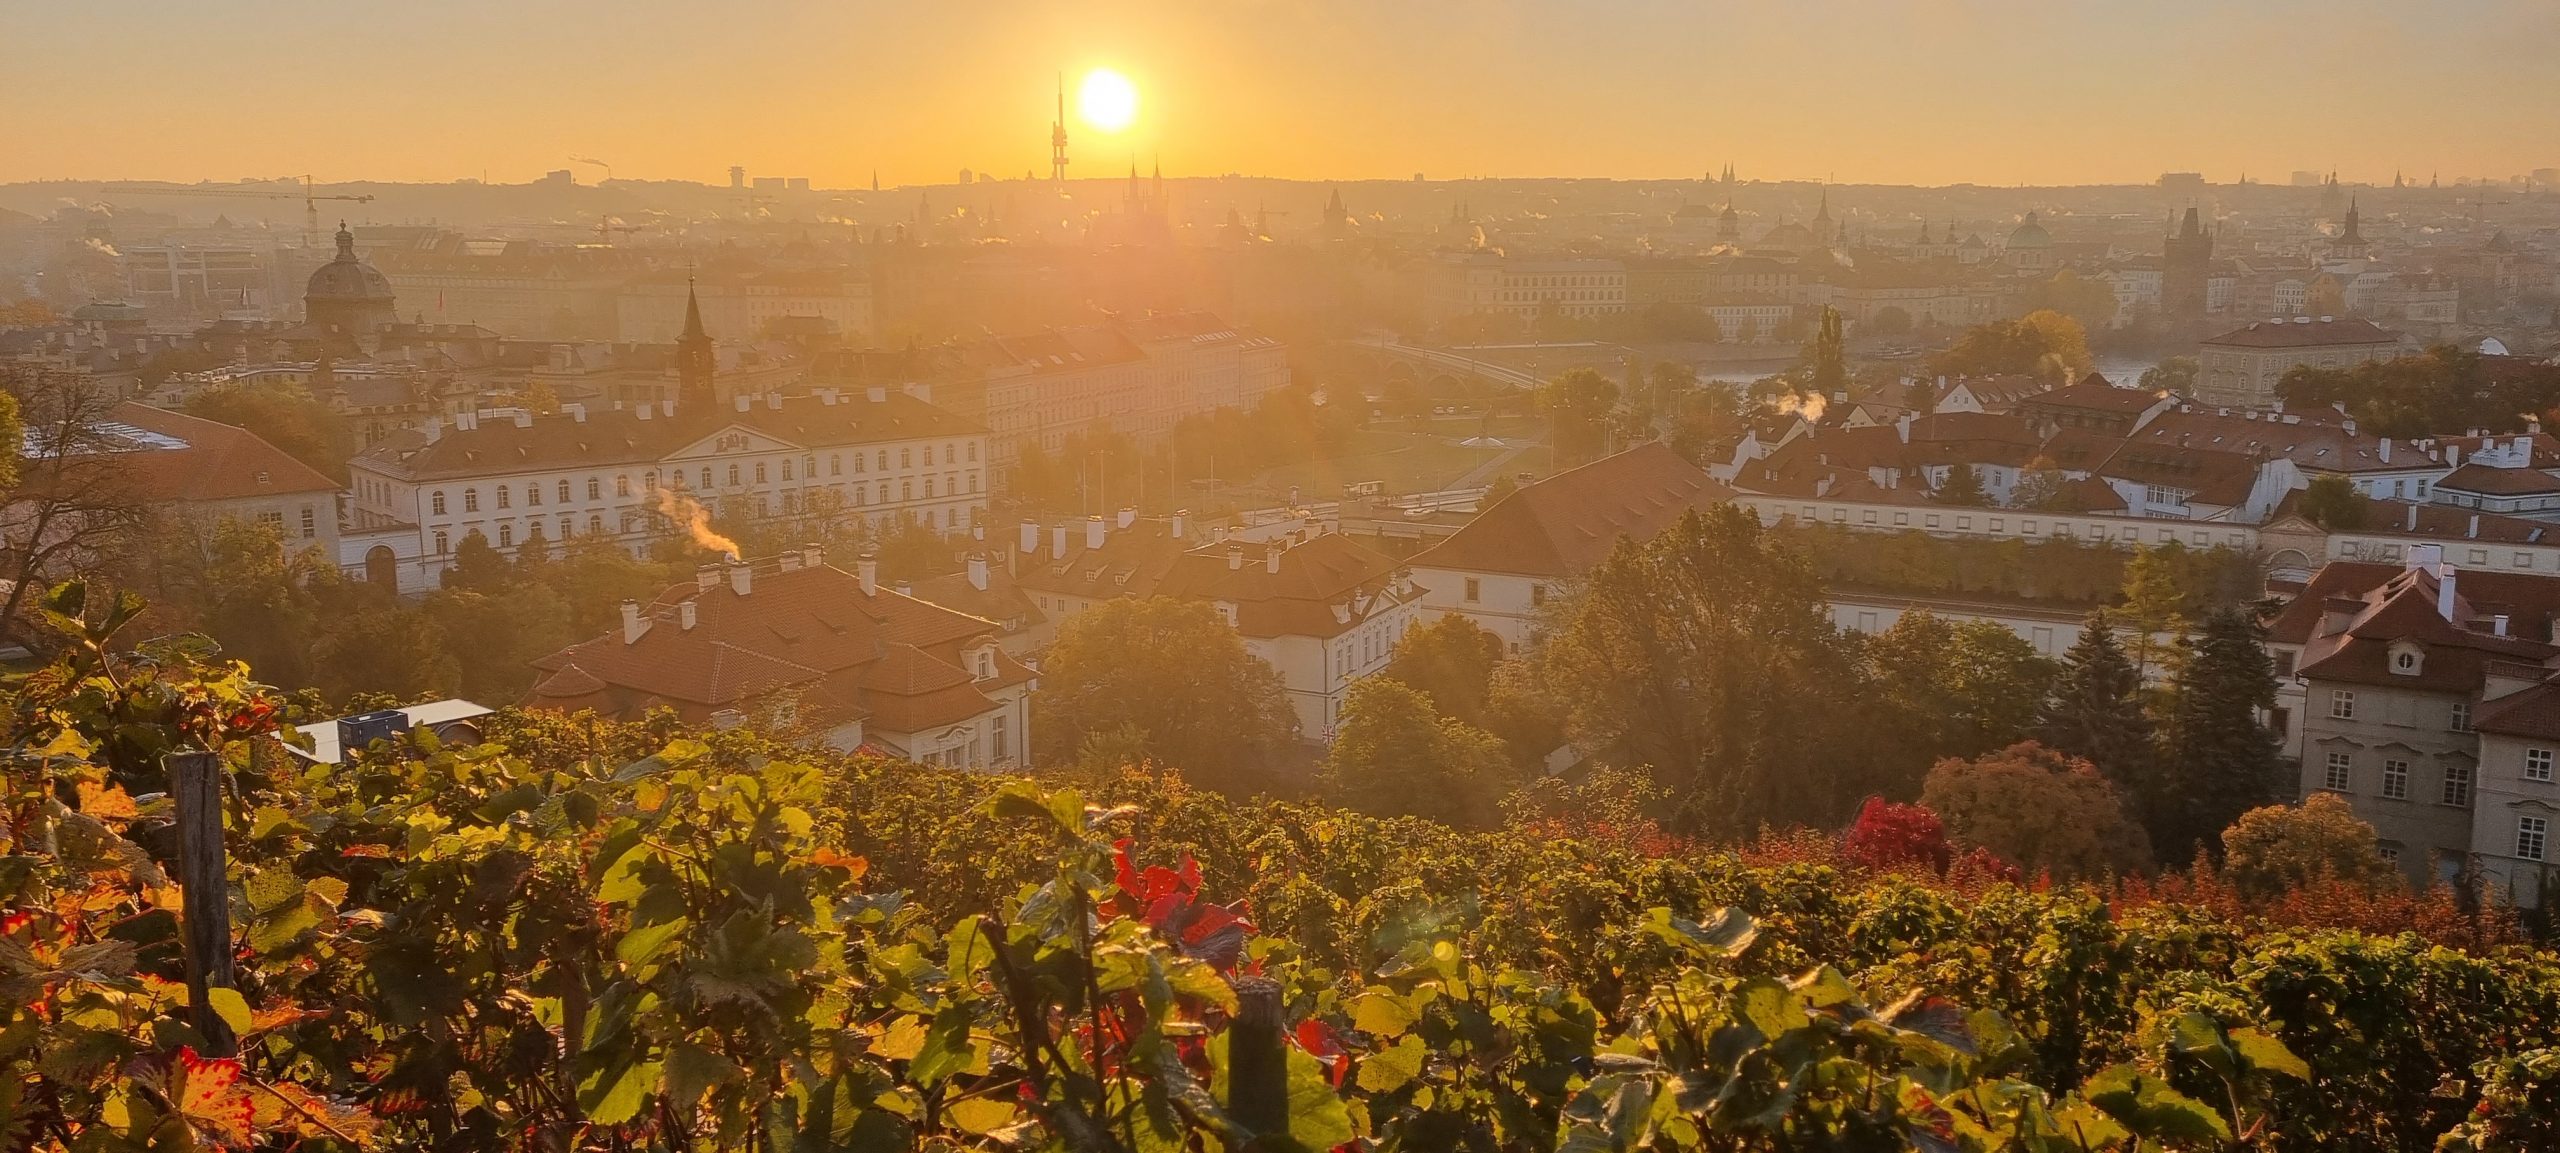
(676, 275), (716, 414)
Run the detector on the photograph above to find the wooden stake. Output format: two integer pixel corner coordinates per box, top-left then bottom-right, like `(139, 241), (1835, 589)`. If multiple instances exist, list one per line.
(167, 750), (237, 1057)
(1227, 975), (1286, 1139)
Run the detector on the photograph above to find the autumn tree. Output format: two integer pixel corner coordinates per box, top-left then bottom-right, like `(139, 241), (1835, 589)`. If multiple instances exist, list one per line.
(1540, 368), (1620, 468)
(183, 382), (356, 483)
(1032, 597), (1298, 787)
(1931, 310), (2092, 384)
(2036, 608), (2153, 789)
(2151, 608), (2284, 862)
(2139, 356), (2198, 394)
(2219, 792), (2398, 899)
(1921, 742), (2154, 881)
(1321, 676), (1513, 828)
(1379, 613), (1507, 727)
(2118, 543), (2192, 686)
(1536, 505), (1867, 834)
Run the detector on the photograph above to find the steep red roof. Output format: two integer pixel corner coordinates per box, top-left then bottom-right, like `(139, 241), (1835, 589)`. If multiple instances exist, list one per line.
(1157, 531), (1420, 640)
(94, 403), (339, 502)
(527, 556), (1025, 736)
(2435, 462), (2560, 497)
(2202, 316), (2402, 349)
(1415, 443), (1734, 579)
(2280, 561), (2560, 695)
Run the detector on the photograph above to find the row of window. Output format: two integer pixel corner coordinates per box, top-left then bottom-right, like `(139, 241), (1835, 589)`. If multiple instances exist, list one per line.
(414, 443), (982, 517)
(2326, 688), (2472, 731)
(2322, 751), (2472, 806)
(1776, 504), (2248, 548)
(2342, 540), (2543, 570)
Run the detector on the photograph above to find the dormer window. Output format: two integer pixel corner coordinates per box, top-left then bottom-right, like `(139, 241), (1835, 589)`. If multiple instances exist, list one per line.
(2388, 641), (2424, 677)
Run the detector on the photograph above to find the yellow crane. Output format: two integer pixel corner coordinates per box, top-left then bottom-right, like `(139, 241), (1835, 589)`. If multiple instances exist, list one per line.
(98, 176), (376, 246)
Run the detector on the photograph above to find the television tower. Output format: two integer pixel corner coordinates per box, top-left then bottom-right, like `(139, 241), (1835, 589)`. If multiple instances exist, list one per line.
(1050, 74), (1071, 184)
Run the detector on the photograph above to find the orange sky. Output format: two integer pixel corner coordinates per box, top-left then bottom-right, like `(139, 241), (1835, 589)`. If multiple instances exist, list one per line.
(5, 1), (2555, 188)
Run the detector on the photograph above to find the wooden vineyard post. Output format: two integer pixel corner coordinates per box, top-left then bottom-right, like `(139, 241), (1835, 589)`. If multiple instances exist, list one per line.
(1227, 975), (1287, 1140)
(166, 750), (238, 1057)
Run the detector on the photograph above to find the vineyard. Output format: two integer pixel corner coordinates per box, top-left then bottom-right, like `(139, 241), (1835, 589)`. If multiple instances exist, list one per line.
(7, 586), (2560, 1151)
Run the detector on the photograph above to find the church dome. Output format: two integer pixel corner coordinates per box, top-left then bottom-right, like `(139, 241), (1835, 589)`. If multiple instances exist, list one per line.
(2006, 211), (2053, 249)
(306, 224), (394, 304)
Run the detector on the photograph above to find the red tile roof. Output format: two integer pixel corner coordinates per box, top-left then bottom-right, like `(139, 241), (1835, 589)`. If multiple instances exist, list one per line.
(1156, 532), (1419, 640)
(527, 558), (1025, 736)
(94, 403), (339, 502)
(2202, 316), (2403, 349)
(2434, 462), (2560, 497)
(1416, 443), (1735, 579)
(2277, 562), (2560, 695)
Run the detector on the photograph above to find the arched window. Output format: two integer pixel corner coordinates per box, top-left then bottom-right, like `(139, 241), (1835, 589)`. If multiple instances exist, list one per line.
(496, 486), (511, 509)
(462, 488), (479, 513)
(431, 490), (448, 516)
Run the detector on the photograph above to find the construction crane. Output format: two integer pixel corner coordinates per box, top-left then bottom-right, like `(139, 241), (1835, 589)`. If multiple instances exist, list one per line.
(97, 176), (375, 246)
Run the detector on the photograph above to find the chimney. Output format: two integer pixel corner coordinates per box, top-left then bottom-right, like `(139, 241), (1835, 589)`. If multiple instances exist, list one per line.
(856, 548), (879, 596)
(2450, 443), (2464, 467)
(1020, 519), (1040, 554)
(695, 564), (721, 591)
(660, 399), (674, 417)
(1085, 516), (1106, 550)
(779, 549), (803, 572)
(679, 600), (698, 630)
(1116, 506), (1137, 529)
(867, 386), (888, 403)
(620, 599), (648, 644)
(967, 553), (989, 591)
(728, 556), (753, 596)
(894, 581), (912, 597)
(636, 404), (653, 421)
(566, 403), (587, 423)
(2438, 565), (2459, 622)
(802, 541), (822, 569)
(765, 392), (782, 410)
(2495, 614), (2511, 637)
(1265, 543), (1284, 575)
(1171, 509), (1188, 539)
(1051, 525), (1068, 559)
(2379, 438), (2391, 464)
(513, 409), (533, 429)
(733, 395), (752, 413)
(421, 416), (444, 442)
(1895, 413), (1913, 443)
(1228, 541), (1245, 570)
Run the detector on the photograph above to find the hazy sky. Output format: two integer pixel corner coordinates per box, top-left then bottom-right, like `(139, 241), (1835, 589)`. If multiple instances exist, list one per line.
(6, 1), (2556, 188)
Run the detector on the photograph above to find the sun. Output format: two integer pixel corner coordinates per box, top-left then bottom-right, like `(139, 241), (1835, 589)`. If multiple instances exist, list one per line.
(1078, 68), (1138, 134)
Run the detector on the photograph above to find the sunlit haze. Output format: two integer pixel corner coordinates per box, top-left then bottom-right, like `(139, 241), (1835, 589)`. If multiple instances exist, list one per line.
(1078, 68), (1139, 135)
(6, 0), (2557, 185)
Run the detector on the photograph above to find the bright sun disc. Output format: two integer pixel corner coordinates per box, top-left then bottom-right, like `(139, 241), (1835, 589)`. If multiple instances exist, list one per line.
(1078, 68), (1138, 133)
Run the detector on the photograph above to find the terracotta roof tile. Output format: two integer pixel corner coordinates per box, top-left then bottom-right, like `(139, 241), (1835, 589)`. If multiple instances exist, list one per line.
(1417, 443), (1732, 579)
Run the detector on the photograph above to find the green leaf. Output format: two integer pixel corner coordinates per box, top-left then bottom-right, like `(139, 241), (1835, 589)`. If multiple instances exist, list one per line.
(579, 1058), (661, 1126)
(661, 1041), (743, 1111)
(2229, 1027), (2310, 1081)
(1284, 1043), (1354, 1152)
(1163, 956), (1239, 1014)
(1350, 991), (1418, 1038)
(2081, 1063), (2230, 1142)
(616, 917), (691, 968)
(2166, 1012), (2238, 1081)
(1355, 1034), (1427, 1094)
(907, 1004), (975, 1087)
(944, 1096), (1018, 1135)
(1730, 978), (1805, 1042)
(204, 988), (253, 1036)
(1642, 906), (1758, 958)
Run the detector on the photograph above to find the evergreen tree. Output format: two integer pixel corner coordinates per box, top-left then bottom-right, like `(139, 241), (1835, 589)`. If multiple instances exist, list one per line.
(2152, 608), (2283, 863)
(2035, 608), (2154, 790)
(1932, 462), (1990, 506)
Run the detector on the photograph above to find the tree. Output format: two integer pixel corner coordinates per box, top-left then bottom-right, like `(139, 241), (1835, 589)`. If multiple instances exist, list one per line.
(2140, 356), (2199, 394)
(422, 583), (576, 703)
(1803, 306), (1848, 398)
(2026, 271), (2118, 333)
(445, 530), (514, 593)
(1540, 369), (1619, 468)
(2152, 608), (2284, 862)
(1840, 798), (1951, 872)
(2219, 792), (2397, 899)
(1321, 676), (1513, 827)
(2118, 543), (2192, 685)
(1032, 597), (1298, 786)
(2297, 473), (2371, 530)
(1536, 505), (1868, 834)
(1921, 742), (2154, 881)
(2036, 608), (2154, 789)
(1865, 612), (2056, 785)
(1930, 311), (2092, 384)
(1480, 473), (1517, 507)
(2008, 456), (2075, 511)
(0, 368), (152, 648)
(183, 383), (356, 483)
(1932, 462), (1990, 506)
(1379, 614), (1507, 728)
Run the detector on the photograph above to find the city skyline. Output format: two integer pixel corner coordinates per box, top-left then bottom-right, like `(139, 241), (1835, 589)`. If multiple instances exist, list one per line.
(6, 1), (2557, 189)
